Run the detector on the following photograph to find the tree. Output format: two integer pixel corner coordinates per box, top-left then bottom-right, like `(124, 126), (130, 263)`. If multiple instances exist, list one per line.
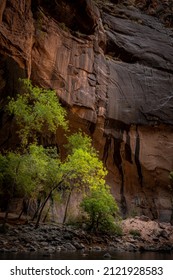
(7, 79), (68, 147)
(34, 132), (108, 226)
(0, 144), (64, 226)
(66, 135), (120, 233)
(22, 144), (63, 228)
(80, 185), (121, 233)
(0, 147), (42, 224)
(2, 80), (120, 229)
(2, 79), (69, 226)
(59, 132), (108, 223)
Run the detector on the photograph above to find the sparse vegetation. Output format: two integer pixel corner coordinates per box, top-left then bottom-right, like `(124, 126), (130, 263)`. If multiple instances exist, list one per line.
(58, 22), (69, 32)
(129, 229), (141, 237)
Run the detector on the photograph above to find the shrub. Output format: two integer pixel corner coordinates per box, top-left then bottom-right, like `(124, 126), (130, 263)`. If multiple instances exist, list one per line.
(80, 186), (121, 234)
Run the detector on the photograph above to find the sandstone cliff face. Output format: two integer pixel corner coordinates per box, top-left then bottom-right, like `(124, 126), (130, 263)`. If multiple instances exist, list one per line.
(0, 0), (173, 222)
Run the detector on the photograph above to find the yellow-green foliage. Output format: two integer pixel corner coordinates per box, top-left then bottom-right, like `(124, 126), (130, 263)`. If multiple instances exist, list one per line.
(62, 132), (108, 190)
(2, 80), (120, 228)
(81, 185), (121, 233)
(0, 144), (61, 199)
(7, 79), (68, 147)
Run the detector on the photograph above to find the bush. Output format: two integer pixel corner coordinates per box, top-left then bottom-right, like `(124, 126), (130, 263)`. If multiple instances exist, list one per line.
(80, 186), (121, 234)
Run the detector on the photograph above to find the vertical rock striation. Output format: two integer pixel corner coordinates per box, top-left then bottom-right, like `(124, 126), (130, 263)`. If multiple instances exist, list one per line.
(0, 0), (173, 221)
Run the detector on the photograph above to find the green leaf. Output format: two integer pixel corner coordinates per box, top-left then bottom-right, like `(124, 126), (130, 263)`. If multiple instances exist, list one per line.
(6, 79), (68, 147)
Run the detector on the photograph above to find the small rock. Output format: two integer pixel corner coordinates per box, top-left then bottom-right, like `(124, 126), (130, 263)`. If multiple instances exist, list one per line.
(40, 242), (48, 246)
(139, 215), (150, 222)
(158, 244), (172, 251)
(44, 246), (55, 253)
(55, 246), (61, 251)
(29, 245), (37, 252)
(51, 241), (59, 246)
(153, 237), (159, 242)
(103, 253), (111, 259)
(152, 228), (161, 237)
(72, 241), (85, 250)
(61, 246), (67, 251)
(93, 246), (102, 251)
(0, 248), (9, 252)
(36, 237), (45, 242)
(159, 230), (169, 239)
(9, 247), (18, 252)
(126, 242), (137, 251)
(64, 243), (76, 251)
(63, 232), (73, 240)
(81, 253), (89, 257)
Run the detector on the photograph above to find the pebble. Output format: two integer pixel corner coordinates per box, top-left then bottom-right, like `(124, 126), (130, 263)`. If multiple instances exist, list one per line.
(72, 241), (85, 250)
(103, 253), (111, 259)
(64, 243), (76, 251)
(93, 246), (102, 251)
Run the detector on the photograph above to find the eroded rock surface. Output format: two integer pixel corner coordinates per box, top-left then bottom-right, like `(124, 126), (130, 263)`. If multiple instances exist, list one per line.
(0, 0), (173, 221)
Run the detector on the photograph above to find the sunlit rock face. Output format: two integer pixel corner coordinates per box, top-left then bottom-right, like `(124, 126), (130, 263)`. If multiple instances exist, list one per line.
(0, 0), (173, 222)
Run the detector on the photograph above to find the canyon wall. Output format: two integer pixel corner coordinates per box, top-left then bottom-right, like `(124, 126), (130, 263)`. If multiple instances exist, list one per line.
(0, 0), (173, 221)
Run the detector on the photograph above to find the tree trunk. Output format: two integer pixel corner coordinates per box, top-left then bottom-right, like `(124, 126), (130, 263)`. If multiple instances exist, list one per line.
(3, 209), (9, 226)
(31, 198), (41, 221)
(63, 186), (73, 224)
(43, 206), (50, 223)
(18, 198), (29, 220)
(3, 199), (10, 227)
(35, 179), (63, 229)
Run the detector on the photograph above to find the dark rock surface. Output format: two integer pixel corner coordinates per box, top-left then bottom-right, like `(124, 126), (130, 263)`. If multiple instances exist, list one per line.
(103, 6), (173, 126)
